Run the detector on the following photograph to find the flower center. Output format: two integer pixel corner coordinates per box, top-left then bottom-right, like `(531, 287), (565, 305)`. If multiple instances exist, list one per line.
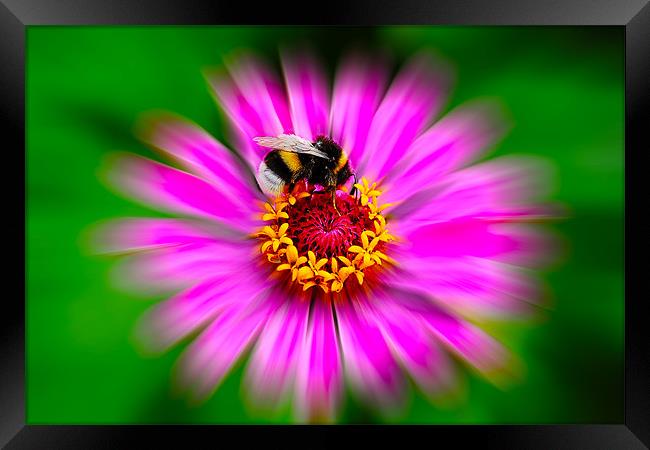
(255, 178), (395, 294)
(288, 192), (367, 258)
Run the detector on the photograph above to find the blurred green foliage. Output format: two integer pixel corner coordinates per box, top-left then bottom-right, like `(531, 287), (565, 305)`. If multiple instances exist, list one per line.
(27, 26), (623, 423)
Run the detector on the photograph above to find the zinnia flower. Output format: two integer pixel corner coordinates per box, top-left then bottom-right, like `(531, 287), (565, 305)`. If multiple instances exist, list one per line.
(95, 49), (556, 422)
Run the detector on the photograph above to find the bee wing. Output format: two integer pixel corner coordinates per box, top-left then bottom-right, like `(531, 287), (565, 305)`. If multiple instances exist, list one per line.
(254, 134), (328, 159)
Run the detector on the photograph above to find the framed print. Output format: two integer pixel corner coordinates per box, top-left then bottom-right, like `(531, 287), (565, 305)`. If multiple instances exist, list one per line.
(3, 0), (648, 447)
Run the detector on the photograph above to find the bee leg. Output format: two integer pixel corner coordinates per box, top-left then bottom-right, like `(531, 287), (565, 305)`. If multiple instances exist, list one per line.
(331, 189), (341, 216)
(350, 173), (359, 200)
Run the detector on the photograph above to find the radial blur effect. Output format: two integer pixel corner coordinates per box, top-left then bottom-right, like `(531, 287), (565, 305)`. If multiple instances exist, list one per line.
(27, 27), (623, 424)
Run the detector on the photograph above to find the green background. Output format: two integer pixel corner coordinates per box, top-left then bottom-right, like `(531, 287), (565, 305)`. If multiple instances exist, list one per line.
(27, 27), (624, 423)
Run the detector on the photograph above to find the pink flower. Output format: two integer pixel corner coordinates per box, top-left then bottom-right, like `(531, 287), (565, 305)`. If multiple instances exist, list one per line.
(95, 50), (557, 422)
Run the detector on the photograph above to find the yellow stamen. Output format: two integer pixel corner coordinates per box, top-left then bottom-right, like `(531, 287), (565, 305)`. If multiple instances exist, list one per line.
(329, 257), (356, 293)
(266, 247), (287, 264)
(302, 268), (335, 293)
(368, 197), (393, 220)
(262, 201), (289, 221)
(259, 222), (293, 256)
(338, 255), (372, 286)
(276, 245), (308, 282)
(366, 216), (396, 243)
(348, 230), (392, 267)
(286, 191), (311, 206)
(354, 177), (383, 206)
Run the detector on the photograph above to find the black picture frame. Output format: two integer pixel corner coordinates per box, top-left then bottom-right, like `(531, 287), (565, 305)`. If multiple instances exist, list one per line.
(3, 0), (647, 447)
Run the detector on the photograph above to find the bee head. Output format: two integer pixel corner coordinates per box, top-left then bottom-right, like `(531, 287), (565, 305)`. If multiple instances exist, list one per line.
(314, 136), (343, 168)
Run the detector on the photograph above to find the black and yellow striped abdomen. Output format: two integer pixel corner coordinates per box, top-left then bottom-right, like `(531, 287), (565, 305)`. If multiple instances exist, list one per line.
(258, 149), (311, 195)
(262, 150), (309, 182)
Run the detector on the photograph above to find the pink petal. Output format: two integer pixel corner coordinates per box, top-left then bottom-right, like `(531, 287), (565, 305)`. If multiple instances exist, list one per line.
(104, 154), (258, 233)
(178, 288), (283, 400)
(375, 300), (456, 397)
(138, 114), (263, 203)
(394, 256), (541, 317)
(109, 239), (257, 295)
(136, 273), (266, 353)
(357, 52), (451, 180)
(404, 218), (522, 259)
(336, 298), (404, 408)
(400, 218), (556, 268)
(227, 54), (293, 133)
(245, 299), (310, 409)
(281, 50), (330, 141)
(206, 55), (292, 164)
(92, 218), (223, 254)
(483, 223), (559, 267)
(330, 52), (388, 160)
(382, 101), (509, 203)
(294, 300), (343, 423)
(388, 289), (510, 375)
(391, 156), (554, 226)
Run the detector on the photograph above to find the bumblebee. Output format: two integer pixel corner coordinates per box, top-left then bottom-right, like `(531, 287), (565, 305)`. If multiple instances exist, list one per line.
(255, 134), (356, 213)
